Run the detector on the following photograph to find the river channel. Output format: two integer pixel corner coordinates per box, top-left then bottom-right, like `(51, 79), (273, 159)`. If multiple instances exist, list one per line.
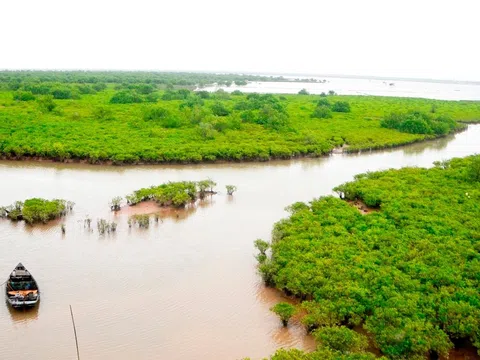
(0, 125), (479, 360)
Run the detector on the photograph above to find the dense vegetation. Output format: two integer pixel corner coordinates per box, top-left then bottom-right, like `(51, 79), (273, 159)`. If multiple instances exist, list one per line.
(0, 72), (479, 164)
(125, 179), (216, 208)
(0, 198), (74, 224)
(0, 70), (320, 89)
(257, 155), (480, 359)
(381, 110), (458, 135)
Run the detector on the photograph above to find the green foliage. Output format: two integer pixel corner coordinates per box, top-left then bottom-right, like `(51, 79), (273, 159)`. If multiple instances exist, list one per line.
(0, 72), (479, 164)
(109, 196), (122, 211)
(198, 122), (216, 139)
(211, 101), (230, 116)
(260, 155), (480, 358)
(37, 95), (56, 112)
(1, 198), (73, 224)
(144, 106), (170, 121)
(311, 105), (333, 119)
(254, 238), (270, 255)
(314, 327), (368, 354)
(381, 110), (458, 135)
(298, 88), (309, 95)
(110, 90), (144, 104)
(126, 179), (216, 208)
(13, 91), (35, 101)
(226, 185), (237, 195)
(468, 156), (480, 181)
(129, 214), (150, 228)
(317, 98), (331, 107)
(92, 106), (113, 120)
(51, 86), (76, 99)
(97, 218), (117, 234)
(179, 95), (204, 109)
(332, 101), (351, 112)
(162, 89), (191, 100)
(195, 90), (210, 99)
(212, 89), (231, 100)
(267, 348), (377, 360)
(270, 302), (296, 326)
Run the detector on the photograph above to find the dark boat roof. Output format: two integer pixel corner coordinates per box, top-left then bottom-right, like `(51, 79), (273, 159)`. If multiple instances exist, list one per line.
(10, 263), (34, 280)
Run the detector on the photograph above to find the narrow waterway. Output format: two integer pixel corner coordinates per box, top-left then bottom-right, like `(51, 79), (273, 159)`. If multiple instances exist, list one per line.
(0, 125), (479, 360)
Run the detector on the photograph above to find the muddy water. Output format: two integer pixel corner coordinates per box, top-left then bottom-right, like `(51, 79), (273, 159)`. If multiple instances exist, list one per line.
(0, 125), (479, 360)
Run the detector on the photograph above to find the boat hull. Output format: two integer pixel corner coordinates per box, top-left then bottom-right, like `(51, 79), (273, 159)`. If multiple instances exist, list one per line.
(4, 263), (40, 309)
(6, 296), (40, 308)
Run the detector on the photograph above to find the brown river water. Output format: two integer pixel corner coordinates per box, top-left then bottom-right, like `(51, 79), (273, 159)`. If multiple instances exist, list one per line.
(0, 125), (479, 360)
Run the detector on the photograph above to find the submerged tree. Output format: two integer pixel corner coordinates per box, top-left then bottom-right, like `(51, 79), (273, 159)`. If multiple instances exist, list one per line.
(84, 216), (92, 229)
(97, 219), (117, 234)
(271, 302), (296, 326)
(254, 239), (269, 255)
(130, 214), (150, 228)
(226, 185), (237, 195)
(110, 196), (123, 211)
(254, 238), (270, 264)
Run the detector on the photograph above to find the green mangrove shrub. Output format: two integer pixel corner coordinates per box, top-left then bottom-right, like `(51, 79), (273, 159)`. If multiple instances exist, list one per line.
(226, 185), (237, 195)
(270, 302), (296, 326)
(381, 110), (457, 135)
(126, 179), (217, 208)
(331, 101), (351, 112)
(257, 155), (480, 358)
(110, 196), (123, 211)
(1, 198), (74, 224)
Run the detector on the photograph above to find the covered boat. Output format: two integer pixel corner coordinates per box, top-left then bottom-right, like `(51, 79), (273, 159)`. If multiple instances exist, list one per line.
(5, 263), (40, 308)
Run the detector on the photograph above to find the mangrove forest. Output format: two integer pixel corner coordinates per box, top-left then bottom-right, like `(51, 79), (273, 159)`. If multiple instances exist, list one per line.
(0, 72), (479, 164)
(257, 155), (480, 359)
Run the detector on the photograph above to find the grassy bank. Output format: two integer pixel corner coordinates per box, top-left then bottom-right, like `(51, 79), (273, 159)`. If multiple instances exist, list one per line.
(1, 81), (479, 164)
(256, 155), (480, 359)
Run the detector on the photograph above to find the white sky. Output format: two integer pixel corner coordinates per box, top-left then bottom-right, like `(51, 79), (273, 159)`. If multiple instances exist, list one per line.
(1, 0), (479, 81)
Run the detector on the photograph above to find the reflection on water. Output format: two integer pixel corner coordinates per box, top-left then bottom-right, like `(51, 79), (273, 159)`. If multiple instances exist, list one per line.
(117, 197), (216, 223)
(401, 134), (452, 155)
(6, 302), (40, 324)
(255, 284), (316, 351)
(0, 125), (478, 360)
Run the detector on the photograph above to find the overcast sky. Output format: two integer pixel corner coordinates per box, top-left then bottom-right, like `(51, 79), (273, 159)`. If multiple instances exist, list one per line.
(1, 0), (479, 81)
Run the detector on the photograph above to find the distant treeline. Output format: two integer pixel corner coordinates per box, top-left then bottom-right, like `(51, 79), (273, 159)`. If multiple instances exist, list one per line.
(0, 70), (318, 88)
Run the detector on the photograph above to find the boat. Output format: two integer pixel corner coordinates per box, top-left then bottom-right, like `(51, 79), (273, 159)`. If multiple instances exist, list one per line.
(5, 263), (40, 308)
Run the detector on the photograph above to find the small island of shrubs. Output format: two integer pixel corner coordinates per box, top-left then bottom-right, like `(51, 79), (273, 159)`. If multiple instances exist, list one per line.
(118, 179), (218, 209)
(0, 198), (74, 224)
